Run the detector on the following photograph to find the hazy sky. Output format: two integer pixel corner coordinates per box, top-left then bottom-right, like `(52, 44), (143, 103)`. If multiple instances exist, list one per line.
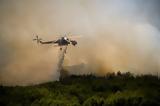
(0, 0), (160, 85)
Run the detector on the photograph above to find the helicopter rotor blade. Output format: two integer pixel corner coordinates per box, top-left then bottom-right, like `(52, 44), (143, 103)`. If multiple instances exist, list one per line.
(67, 35), (82, 40)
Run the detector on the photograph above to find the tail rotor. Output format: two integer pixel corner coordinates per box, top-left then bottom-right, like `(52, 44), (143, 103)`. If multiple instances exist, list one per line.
(33, 35), (42, 44)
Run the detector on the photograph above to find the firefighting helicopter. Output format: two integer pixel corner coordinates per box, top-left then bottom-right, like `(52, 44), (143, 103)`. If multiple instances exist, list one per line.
(33, 34), (78, 51)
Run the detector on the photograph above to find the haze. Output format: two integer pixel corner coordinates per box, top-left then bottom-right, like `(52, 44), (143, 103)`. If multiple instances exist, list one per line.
(0, 0), (160, 85)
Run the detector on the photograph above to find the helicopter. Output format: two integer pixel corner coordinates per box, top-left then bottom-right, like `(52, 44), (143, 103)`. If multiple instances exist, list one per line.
(33, 34), (78, 50)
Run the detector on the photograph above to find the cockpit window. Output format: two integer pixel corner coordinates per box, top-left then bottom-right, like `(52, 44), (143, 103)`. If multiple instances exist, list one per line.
(64, 37), (67, 40)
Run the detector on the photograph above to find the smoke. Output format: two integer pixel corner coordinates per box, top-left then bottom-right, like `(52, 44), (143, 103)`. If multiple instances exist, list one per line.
(0, 0), (160, 85)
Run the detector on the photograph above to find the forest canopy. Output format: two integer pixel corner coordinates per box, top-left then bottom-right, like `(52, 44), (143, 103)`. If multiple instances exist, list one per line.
(0, 72), (160, 106)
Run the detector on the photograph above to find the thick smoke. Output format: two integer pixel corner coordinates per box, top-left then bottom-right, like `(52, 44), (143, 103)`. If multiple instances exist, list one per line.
(0, 0), (160, 85)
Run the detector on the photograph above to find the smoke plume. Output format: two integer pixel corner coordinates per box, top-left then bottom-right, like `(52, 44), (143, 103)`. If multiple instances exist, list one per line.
(0, 0), (160, 85)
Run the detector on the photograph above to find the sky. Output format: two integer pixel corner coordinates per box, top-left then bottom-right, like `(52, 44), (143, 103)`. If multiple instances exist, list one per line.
(0, 0), (160, 85)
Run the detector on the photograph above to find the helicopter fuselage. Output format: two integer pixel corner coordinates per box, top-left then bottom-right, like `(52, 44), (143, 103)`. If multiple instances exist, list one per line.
(55, 37), (70, 46)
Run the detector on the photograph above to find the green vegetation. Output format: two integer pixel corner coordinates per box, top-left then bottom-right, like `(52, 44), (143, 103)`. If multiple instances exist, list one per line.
(0, 72), (160, 106)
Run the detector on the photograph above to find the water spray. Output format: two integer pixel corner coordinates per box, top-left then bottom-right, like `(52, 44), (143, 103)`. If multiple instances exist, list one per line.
(57, 46), (68, 80)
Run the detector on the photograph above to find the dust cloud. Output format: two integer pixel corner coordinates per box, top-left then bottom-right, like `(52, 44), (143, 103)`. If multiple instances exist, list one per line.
(0, 0), (160, 85)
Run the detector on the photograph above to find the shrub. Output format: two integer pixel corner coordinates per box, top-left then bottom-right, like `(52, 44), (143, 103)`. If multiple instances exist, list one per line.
(83, 96), (105, 106)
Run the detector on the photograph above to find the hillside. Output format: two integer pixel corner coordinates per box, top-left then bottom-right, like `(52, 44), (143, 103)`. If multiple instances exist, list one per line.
(0, 72), (160, 106)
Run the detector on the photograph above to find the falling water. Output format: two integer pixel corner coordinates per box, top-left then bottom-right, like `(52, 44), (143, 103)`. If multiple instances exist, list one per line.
(57, 46), (68, 79)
